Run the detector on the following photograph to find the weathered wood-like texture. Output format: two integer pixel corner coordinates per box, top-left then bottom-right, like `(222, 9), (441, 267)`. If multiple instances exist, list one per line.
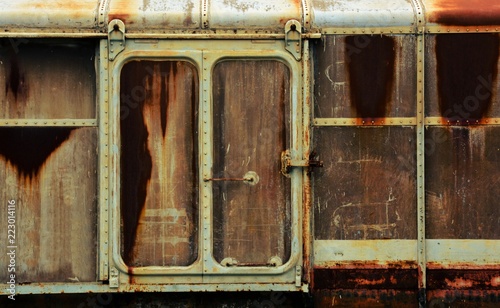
(212, 60), (291, 265)
(0, 40), (96, 119)
(0, 127), (97, 282)
(313, 127), (417, 240)
(120, 61), (199, 267)
(313, 35), (416, 119)
(425, 128), (500, 239)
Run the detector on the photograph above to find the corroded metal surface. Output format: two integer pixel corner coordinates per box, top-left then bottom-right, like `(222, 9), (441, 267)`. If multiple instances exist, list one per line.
(424, 0), (500, 27)
(0, 0), (101, 34)
(425, 34), (500, 122)
(425, 127), (500, 239)
(311, 0), (417, 29)
(313, 35), (417, 120)
(313, 127), (417, 240)
(0, 127), (97, 282)
(120, 60), (199, 267)
(212, 60), (291, 265)
(0, 40), (96, 119)
(108, 0), (201, 30)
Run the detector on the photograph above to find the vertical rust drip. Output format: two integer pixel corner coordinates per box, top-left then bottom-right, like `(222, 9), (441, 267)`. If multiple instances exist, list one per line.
(346, 35), (396, 119)
(120, 63), (153, 265)
(0, 127), (75, 179)
(436, 34), (499, 122)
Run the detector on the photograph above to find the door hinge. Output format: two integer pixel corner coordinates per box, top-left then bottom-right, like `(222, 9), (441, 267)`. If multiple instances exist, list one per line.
(285, 20), (302, 61)
(108, 19), (125, 61)
(281, 149), (323, 176)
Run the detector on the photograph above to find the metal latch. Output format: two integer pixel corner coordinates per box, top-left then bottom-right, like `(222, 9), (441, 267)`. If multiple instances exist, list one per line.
(281, 149), (323, 176)
(108, 19), (125, 61)
(285, 20), (302, 61)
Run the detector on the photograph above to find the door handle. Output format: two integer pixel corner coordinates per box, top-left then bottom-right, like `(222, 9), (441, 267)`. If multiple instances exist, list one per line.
(204, 171), (259, 186)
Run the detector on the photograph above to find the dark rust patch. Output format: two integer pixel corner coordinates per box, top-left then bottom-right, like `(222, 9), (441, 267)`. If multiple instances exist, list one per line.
(313, 289), (418, 307)
(0, 127), (75, 178)
(120, 63), (153, 265)
(346, 35), (396, 119)
(436, 34), (499, 123)
(429, 0), (500, 26)
(428, 269), (500, 290)
(313, 268), (418, 290)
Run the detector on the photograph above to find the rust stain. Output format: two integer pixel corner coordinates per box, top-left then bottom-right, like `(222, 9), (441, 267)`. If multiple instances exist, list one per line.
(428, 269), (500, 290)
(0, 127), (75, 179)
(120, 63), (153, 265)
(436, 34), (499, 123)
(428, 0), (500, 26)
(313, 268), (418, 290)
(346, 35), (396, 120)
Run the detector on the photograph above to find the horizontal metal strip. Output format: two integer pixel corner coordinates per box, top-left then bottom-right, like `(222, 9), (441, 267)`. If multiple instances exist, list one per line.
(125, 32), (322, 39)
(427, 240), (500, 268)
(321, 27), (416, 35)
(425, 117), (500, 126)
(314, 240), (418, 267)
(0, 282), (306, 295)
(0, 32), (106, 38)
(313, 117), (417, 126)
(426, 26), (500, 34)
(314, 240), (500, 268)
(0, 119), (97, 127)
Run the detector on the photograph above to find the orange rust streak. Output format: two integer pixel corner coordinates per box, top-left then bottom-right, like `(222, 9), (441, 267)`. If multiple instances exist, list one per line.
(445, 277), (474, 289)
(428, 0), (500, 26)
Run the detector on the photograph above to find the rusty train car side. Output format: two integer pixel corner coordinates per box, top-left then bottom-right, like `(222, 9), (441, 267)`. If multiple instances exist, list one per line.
(0, 0), (499, 306)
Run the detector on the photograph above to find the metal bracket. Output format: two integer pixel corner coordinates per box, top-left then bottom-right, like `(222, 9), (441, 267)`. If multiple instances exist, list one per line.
(295, 265), (302, 287)
(281, 149), (323, 176)
(109, 267), (119, 288)
(285, 20), (302, 61)
(108, 19), (125, 61)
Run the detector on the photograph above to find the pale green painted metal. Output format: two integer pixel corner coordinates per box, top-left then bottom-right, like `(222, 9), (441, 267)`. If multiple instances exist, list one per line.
(98, 39), (110, 282)
(0, 119), (97, 126)
(416, 22), (427, 297)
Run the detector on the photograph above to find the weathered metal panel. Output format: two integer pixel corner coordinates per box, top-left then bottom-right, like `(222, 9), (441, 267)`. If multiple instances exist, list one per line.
(425, 34), (500, 123)
(425, 127), (500, 239)
(424, 0), (500, 28)
(209, 0), (301, 30)
(212, 60), (291, 265)
(120, 60), (199, 267)
(314, 268), (418, 290)
(313, 290), (419, 307)
(313, 35), (417, 120)
(108, 0), (201, 31)
(0, 0), (100, 34)
(313, 127), (417, 240)
(311, 0), (417, 29)
(0, 127), (97, 282)
(0, 39), (96, 119)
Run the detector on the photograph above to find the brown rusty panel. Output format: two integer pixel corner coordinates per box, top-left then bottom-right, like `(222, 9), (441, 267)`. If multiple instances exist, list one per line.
(212, 60), (291, 265)
(426, 0), (500, 26)
(427, 269), (500, 290)
(0, 39), (96, 119)
(425, 127), (500, 239)
(425, 34), (500, 121)
(313, 35), (416, 119)
(427, 290), (500, 306)
(313, 289), (419, 307)
(313, 127), (417, 240)
(313, 268), (418, 290)
(120, 61), (199, 267)
(0, 127), (97, 282)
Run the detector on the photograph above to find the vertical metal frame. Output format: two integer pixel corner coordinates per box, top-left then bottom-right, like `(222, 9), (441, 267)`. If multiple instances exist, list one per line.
(201, 45), (303, 279)
(105, 40), (304, 288)
(98, 39), (110, 281)
(107, 45), (205, 280)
